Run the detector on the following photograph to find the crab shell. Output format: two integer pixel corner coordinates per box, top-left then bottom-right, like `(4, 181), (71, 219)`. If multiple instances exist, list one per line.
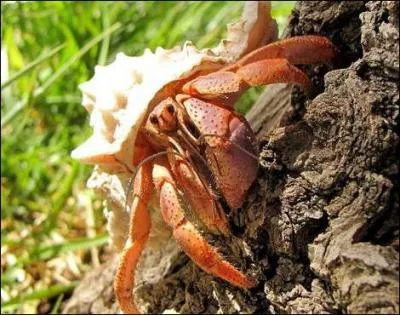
(71, 2), (277, 173)
(71, 1), (277, 268)
(72, 44), (227, 173)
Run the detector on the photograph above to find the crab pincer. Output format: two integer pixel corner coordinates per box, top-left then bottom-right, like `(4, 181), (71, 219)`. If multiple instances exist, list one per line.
(182, 35), (335, 106)
(153, 160), (256, 289)
(113, 35), (335, 314)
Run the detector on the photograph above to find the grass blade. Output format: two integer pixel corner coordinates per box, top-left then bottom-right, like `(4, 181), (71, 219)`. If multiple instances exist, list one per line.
(1, 43), (65, 89)
(1, 96), (29, 127)
(1, 234), (109, 286)
(44, 161), (80, 232)
(1, 22), (122, 127)
(50, 293), (64, 314)
(26, 234), (109, 263)
(1, 282), (78, 309)
(98, 3), (111, 66)
(36, 21), (121, 95)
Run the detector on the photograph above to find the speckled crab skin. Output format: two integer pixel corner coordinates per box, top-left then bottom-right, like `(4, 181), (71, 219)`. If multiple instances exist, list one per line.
(114, 35), (335, 314)
(70, 2), (335, 313)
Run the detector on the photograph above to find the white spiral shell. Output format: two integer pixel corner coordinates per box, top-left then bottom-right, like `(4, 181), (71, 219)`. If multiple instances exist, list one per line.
(71, 1), (277, 268)
(71, 44), (230, 173)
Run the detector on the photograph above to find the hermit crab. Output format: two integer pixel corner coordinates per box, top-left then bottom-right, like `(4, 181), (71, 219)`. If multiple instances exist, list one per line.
(72, 2), (334, 314)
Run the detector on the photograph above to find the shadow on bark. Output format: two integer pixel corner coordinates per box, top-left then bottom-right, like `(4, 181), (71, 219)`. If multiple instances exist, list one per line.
(63, 1), (399, 314)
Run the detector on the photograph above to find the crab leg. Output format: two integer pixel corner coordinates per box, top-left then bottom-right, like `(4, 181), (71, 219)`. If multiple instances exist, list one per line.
(114, 162), (153, 314)
(182, 60), (311, 106)
(178, 97), (259, 210)
(152, 160), (256, 289)
(225, 35), (335, 71)
(132, 131), (156, 166)
(236, 58), (311, 88)
(182, 35), (334, 106)
(167, 147), (230, 235)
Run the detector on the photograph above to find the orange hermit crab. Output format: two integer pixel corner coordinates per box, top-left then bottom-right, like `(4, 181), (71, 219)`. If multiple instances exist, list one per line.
(72, 2), (334, 314)
(115, 34), (333, 313)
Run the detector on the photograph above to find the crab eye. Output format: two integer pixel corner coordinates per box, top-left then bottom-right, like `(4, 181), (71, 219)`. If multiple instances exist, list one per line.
(166, 104), (175, 114)
(150, 115), (159, 125)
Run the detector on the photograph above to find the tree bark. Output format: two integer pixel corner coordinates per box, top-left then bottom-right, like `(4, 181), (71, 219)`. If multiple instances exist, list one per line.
(63, 1), (399, 314)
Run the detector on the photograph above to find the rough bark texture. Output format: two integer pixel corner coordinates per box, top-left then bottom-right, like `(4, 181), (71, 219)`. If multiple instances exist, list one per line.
(63, 1), (399, 314)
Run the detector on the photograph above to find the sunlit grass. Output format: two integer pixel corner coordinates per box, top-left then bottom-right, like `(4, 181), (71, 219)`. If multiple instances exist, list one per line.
(1, 1), (295, 313)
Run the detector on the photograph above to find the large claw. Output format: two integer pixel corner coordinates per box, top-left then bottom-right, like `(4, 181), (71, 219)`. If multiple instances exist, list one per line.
(226, 35), (336, 70)
(236, 58), (311, 88)
(181, 97), (259, 209)
(153, 160), (256, 289)
(182, 35), (335, 106)
(167, 149), (230, 235)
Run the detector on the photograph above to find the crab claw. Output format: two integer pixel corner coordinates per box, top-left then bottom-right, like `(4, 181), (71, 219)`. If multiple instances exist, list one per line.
(183, 35), (335, 106)
(181, 97), (259, 210)
(228, 35), (336, 70)
(153, 161), (256, 289)
(182, 71), (249, 105)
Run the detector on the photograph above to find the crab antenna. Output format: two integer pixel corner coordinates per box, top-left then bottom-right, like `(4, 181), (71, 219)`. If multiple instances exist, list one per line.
(124, 134), (258, 210)
(198, 134), (260, 161)
(124, 176), (135, 211)
(175, 130), (211, 171)
(173, 132), (225, 200)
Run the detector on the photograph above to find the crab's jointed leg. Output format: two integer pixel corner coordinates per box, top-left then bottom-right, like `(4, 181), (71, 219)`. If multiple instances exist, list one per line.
(179, 97), (259, 210)
(132, 131), (156, 166)
(167, 146), (230, 235)
(182, 35), (335, 106)
(152, 159), (256, 289)
(226, 35), (335, 70)
(114, 162), (154, 314)
(236, 58), (311, 88)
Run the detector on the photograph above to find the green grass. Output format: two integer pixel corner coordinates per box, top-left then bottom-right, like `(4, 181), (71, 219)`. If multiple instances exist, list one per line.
(1, 1), (295, 313)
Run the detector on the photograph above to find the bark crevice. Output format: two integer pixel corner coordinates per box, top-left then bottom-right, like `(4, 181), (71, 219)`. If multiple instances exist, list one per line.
(63, 1), (399, 314)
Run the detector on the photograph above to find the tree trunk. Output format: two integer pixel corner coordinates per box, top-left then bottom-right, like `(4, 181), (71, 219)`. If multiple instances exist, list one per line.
(63, 1), (399, 314)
